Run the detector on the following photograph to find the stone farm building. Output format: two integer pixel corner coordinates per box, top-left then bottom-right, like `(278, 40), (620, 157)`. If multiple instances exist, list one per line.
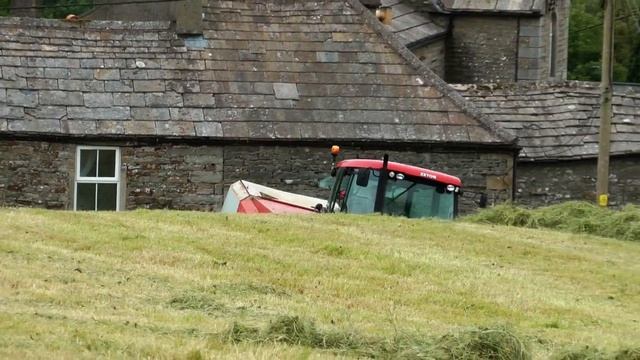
(0, 0), (519, 212)
(380, 0), (570, 83)
(384, 0), (640, 207)
(3, 0), (639, 211)
(458, 82), (640, 207)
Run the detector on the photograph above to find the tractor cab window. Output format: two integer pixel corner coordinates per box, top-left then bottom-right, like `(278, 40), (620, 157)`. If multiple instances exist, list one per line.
(344, 169), (378, 214)
(383, 177), (455, 219)
(329, 167), (379, 213)
(328, 167), (352, 211)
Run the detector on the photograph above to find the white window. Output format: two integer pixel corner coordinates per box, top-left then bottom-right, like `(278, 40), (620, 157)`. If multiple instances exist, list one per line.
(75, 146), (121, 211)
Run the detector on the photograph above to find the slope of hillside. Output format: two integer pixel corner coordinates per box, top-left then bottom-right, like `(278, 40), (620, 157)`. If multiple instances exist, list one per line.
(0, 209), (639, 359)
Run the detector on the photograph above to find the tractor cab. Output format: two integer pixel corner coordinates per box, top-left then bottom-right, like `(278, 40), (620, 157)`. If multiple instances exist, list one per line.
(327, 158), (462, 219)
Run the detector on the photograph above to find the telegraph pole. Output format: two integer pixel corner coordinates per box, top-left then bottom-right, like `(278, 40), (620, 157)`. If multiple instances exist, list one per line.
(596, 0), (615, 207)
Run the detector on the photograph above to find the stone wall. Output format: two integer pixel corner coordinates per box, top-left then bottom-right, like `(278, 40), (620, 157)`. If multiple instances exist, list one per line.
(122, 144), (224, 211)
(413, 39), (446, 79)
(224, 145), (514, 213)
(517, 2), (569, 81)
(552, 0), (570, 81)
(517, 16), (547, 81)
(0, 140), (225, 211)
(0, 139), (515, 213)
(0, 140), (74, 209)
(445, 15), (518, 83)
(515, 156), (640, 207)
(445, 3), (570, 83)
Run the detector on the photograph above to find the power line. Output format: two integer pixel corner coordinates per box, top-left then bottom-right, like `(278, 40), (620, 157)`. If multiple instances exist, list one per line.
(1, 0), (184, 11)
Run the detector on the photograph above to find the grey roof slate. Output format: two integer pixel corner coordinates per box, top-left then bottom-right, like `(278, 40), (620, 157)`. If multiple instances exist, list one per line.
(455, 81), (640, 160)
(381, 0), (448, 47)
(0, 0), (513, 147)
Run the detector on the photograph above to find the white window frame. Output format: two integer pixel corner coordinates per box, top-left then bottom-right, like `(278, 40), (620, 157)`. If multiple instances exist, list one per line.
(74, 146), (121, 211)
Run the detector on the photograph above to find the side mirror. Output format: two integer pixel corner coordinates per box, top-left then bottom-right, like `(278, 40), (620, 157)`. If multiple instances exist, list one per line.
(478, 193), (488, 208)
(356, 169), (370, 187)
(331, 167), (337, 177)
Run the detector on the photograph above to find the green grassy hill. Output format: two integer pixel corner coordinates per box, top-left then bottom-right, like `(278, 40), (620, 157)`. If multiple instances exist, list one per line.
(1, 209), (639, 359)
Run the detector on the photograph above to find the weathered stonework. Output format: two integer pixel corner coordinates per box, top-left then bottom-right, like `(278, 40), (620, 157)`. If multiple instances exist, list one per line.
(445, 0), (570, 83)
(0, 140), (74, 209)
(379, 0), (570, 83)
(548, 0), (570, 81)
(445, 16), (519, 83)
(516, 156), (640, 207)
(0, 140), (225, 211)
(122, 144), (224, 211)
(413, 39), (446, 79)
(517, 0), (569, 81)
(8, 140), (640, 213)
(517, 16), (548, 81)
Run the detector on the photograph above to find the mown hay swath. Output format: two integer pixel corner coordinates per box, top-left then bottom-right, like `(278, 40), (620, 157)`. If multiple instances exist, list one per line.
(466, 201), (640, 241)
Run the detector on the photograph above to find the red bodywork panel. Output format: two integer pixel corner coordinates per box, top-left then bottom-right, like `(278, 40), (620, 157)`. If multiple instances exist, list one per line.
(336, 159), (462, 187)
(223, 180), (325, 214)
(238, 197), (317, 214)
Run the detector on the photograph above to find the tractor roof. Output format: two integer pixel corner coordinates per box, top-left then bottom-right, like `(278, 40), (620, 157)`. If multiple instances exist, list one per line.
(337, 159), (462, 186)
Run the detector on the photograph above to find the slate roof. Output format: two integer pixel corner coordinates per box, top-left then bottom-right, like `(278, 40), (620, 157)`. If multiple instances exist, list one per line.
(381, 0), (448, 48)
(402, 0), (544, 14)
(0, 0), (515, 148)
(455, 81), (640, 161)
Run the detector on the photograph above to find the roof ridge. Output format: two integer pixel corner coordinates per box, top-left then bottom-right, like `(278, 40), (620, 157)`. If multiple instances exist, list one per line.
(451, 80), (600, 92)
(346, 0), (518, 145)
(452, 80), (640, 97)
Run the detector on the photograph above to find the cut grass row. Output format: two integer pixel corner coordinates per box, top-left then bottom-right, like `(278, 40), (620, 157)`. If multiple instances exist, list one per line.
(465, 201), (640, 241)
(222, 315), (640, 360)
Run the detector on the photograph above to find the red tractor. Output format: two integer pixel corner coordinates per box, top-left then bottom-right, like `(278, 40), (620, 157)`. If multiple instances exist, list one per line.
(222, 147), (467, 220)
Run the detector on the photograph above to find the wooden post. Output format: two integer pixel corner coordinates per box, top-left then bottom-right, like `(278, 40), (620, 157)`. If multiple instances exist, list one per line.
(596, 0), (615, 207)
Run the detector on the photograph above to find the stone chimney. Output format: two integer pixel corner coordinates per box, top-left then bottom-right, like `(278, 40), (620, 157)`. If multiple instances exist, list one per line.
(10, 0), (40, 17)
(85, 0), (202, 34)
(175, 0), (203, 35)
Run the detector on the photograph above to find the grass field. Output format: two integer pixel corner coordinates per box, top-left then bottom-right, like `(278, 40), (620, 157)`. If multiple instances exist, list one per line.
(1, 208), (639, 359)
